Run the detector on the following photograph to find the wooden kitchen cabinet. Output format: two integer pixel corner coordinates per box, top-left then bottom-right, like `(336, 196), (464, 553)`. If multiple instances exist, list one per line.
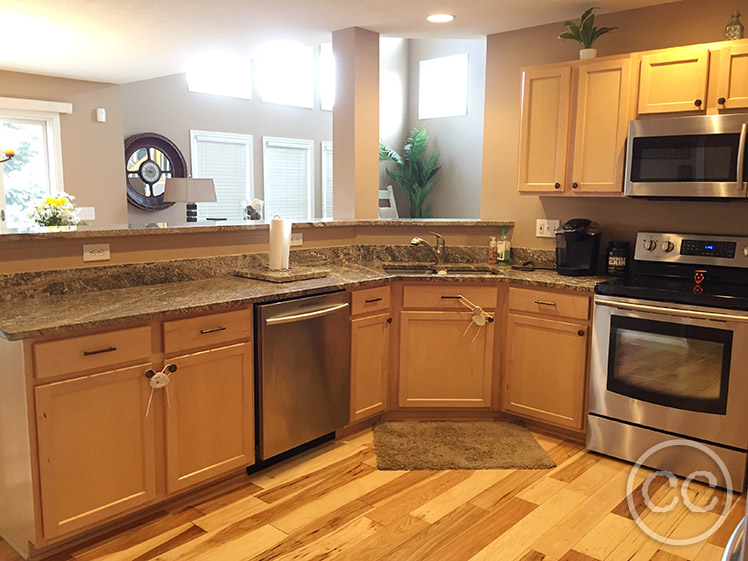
(164, 342), (254, 493)
(35, 363), (157, 538)
(717, 44), (748, 110)
(519, 57), (631, 194)
(638, 47), (710, 114)
(503, 288), (590, 431)
(349, 286), (390, 422)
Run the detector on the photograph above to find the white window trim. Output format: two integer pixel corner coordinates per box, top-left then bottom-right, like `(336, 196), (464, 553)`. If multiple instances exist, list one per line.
(189, 129), (254, 219)
(262, 136), (314, 221)
(0, 97), (70, 195)
(321, 141), (333, 219)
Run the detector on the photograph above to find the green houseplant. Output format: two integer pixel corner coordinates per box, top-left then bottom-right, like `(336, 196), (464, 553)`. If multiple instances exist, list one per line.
(558, 7), (617, 58)
(379, 128), (441, 218)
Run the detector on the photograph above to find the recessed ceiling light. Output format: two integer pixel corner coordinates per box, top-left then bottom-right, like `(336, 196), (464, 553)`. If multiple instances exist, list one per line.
(427, 14), (455, 23)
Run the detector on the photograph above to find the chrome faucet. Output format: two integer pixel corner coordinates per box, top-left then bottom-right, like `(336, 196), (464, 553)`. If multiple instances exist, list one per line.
(411, 232), (446, 266)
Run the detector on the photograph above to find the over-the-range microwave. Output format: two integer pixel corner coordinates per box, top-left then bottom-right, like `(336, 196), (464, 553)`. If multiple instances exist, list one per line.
(625, 113), (748, 198)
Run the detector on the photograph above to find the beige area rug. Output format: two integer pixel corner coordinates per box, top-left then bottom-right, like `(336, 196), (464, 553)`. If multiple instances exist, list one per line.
(373, 421), (556, 470)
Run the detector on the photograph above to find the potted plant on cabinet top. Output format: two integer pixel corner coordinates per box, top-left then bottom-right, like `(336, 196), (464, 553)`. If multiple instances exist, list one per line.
(558, 7), (617, 60)
(379, 128), (441, 219)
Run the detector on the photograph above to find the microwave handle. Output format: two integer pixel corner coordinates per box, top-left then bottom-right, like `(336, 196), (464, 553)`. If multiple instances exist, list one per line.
(737, 122), (747, 191)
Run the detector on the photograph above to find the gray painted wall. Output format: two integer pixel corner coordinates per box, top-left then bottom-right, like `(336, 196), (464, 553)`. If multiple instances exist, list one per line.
(122, 70), (332, 226)
(407, 38), (486, 219)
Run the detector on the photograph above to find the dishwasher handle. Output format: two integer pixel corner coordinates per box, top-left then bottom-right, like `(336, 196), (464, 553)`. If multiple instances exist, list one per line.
(265, 302), (349, 326)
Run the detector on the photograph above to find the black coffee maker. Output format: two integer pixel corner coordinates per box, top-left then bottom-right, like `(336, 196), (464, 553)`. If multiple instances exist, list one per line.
(555, 218), (601, 276)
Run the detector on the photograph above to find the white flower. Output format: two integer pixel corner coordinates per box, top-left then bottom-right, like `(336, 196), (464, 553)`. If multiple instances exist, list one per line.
(250, 198), (263, 211)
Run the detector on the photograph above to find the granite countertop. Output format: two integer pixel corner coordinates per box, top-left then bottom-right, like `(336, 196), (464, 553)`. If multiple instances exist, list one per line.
(0, 263), (605, 341)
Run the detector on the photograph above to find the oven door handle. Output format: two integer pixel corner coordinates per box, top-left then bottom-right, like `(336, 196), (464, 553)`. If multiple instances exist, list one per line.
(737, 122), (747, 192)
(596, 298), (748, 323)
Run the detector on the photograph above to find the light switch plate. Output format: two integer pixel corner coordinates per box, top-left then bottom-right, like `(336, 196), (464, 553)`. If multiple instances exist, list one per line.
(83, 243), (110, 262)
(290, 233), (303, 247)
(536, 219), (559, 238)
(78, 206), (96, 220)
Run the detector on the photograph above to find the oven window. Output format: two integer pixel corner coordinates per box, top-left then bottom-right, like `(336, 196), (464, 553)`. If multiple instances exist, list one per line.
(630, 133), (748, 182)
(607, 316), (731, 414)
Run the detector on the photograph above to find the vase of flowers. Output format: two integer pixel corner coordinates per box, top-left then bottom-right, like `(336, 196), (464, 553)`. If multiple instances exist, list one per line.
(28, 192), (82, 227)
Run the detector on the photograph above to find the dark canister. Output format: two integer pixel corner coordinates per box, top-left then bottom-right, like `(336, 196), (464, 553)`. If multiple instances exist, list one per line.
(606, 241), (630, 277)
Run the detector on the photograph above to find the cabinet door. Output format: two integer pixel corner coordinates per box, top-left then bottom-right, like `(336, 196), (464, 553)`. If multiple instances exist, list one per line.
(518, 65), (571, 192)
(503, 314), (588, 430)
(350, 313), (389, 422)
(717, 44), (748, 109)
(399, 311), (494, 408)
(164, 343), (254, 493)
(571, 58), (632, 193)
(35, 364), (157, 538)
(638, 48), (709, 114)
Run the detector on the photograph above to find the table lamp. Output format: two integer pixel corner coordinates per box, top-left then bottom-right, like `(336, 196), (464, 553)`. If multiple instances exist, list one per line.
(163, 177), (217, 222)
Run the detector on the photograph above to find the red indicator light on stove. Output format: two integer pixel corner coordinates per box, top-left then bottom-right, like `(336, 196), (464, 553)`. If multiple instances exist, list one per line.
(694, 270), (706, 284)
(693, 285), (704, 293)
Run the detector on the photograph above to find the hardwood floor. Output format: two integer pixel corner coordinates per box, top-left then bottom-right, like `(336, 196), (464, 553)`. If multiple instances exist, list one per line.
(1, 429), (742, 561)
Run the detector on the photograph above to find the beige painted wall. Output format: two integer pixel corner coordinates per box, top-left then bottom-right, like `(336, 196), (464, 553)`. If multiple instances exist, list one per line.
(0, 70), (127, 226)
(481, 0), (748, 250)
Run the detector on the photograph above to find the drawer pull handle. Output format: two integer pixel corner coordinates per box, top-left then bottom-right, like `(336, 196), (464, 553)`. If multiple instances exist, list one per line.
(534, 300), (557, 306)
(365, 297), (383, 303)
(200, 326), (227, 334)
(441, 295), (464, 299)
(83, 346), (117, 357)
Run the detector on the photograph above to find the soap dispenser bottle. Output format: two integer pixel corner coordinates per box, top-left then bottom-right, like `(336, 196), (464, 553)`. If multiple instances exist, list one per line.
(488, 237), (498, 264)
(497, 228), (511, 265)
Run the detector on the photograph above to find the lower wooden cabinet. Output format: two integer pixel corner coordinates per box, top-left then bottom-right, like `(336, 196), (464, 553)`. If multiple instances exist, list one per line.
(503, 313), (589, 430)
(399, 311), (494, 408)
(164, 343), (254, 493)
(350, 313), (390, 422)
(34, 364), (158, 538)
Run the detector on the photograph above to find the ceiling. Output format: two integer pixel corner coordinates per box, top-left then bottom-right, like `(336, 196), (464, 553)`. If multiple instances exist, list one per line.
(0, 0), (679, 84)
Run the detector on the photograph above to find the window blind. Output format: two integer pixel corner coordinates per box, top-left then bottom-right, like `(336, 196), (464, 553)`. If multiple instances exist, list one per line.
(190, 131), (252, 221)
(321, 141), (333, 219)
(263, 137), (313, 221)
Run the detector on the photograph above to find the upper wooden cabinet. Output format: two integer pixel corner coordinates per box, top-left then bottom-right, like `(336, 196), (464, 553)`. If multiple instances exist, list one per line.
(717, 44), (748, 109)
(638, 47), (710, 114)
(519, 57), (632, 194)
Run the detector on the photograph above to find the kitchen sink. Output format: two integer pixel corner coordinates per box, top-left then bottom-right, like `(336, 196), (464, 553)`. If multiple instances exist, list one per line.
(382, 265), (502, 277)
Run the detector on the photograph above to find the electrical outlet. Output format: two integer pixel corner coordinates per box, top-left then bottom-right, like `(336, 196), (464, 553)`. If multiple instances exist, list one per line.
(536, 219), (560, 238)
(290, 233), (303, 247)
(83, 243), (110, 262)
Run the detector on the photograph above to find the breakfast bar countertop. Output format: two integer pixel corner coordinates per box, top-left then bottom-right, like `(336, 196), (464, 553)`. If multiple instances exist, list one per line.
(0, 262), (605, 341)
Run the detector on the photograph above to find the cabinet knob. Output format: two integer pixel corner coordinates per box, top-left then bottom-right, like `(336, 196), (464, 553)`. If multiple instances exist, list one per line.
(577, 329), (585, 336)
(554, 182), (561, 189)
(694, 99), (703, 107)
(718, 97), (727, 105)
(386, 317), (392, 324)
(571, 182), (579, 189)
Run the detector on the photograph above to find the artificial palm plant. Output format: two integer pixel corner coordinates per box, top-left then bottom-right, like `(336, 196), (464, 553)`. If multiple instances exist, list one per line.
(379, 128), (441, 218)
(558, 7), (617, 49)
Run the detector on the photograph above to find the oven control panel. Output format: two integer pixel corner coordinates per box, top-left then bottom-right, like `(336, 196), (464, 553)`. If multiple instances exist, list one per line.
(636, 232), (748, 267)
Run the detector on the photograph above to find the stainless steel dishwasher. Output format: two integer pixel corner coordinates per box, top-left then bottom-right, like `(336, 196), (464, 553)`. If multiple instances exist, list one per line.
(255, 291), (350, 460)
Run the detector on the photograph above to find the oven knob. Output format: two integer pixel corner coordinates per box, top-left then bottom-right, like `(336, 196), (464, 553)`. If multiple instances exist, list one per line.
(643, 239), (657, 251)
(744, 247), (748, 257)
(662, 241), (675, 253)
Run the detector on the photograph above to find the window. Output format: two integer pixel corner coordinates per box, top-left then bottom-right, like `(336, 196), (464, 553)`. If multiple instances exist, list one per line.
(263, 137), (313, 221)
(186, 52), (252, 100)
(319, 43), (335, 111)
(190, 130), (253, 221)
(321, 141), (333, 219)
(255, 41), (314, 109)
(418, 53), (469, 119)
(0, 97), (69, 229)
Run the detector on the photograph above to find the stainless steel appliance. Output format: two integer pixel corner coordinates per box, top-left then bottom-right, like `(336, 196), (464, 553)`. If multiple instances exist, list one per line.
(555, 218), (601, 276)
(589, 232), (748, 490)
(255, 292), (350, 460)
(722, 515), (746, 561)
(625, 114), (748, 198)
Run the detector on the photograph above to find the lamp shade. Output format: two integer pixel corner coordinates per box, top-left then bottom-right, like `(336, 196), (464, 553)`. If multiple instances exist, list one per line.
(163, 178), (217, 202)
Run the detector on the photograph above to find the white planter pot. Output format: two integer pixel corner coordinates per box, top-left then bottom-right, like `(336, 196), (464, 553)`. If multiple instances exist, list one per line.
(579, 48), (597, 60)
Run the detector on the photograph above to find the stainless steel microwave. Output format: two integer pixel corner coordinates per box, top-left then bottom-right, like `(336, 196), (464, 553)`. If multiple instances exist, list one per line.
(624, 114), (748, 198)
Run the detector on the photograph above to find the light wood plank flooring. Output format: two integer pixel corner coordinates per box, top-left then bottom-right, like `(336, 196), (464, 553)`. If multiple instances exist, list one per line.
(1, 429), (742, 561)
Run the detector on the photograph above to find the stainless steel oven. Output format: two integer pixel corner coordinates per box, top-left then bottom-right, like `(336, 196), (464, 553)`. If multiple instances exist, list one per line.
(625, 114), (748, 198)
(589, 232), (748, 490)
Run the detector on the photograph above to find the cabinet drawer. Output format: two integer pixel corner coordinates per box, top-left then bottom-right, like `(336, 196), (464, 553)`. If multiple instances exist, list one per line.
(403, 285), (498, 310)
(164, 309), (252, 354)
(34, 326), (152, 380)
(351, 286), (391, 316)
(508, 287), (589, 320)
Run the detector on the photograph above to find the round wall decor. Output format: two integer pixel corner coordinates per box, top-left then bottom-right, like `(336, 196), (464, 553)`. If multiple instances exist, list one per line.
(125, 132), (187, 211)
